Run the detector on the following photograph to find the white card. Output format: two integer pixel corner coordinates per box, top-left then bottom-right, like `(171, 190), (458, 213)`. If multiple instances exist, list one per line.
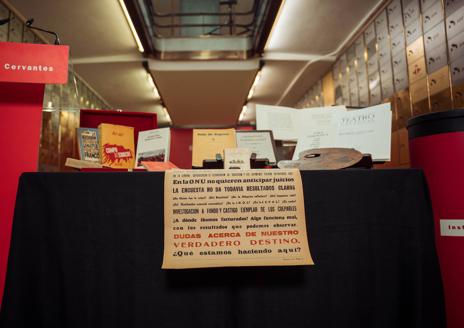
(224, 148), (251, 170)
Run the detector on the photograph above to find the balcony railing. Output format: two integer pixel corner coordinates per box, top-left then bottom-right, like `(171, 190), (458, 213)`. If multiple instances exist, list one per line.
(133, 0), (278, 58)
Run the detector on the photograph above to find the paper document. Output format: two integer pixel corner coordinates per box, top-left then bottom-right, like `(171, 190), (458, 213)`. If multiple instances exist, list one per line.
(256, 104), (299, 140)
(337, 104), (392, 161)
(256, 103), (392, 162)
(236, 131), (277, 163)
(292, 106), (346, 160)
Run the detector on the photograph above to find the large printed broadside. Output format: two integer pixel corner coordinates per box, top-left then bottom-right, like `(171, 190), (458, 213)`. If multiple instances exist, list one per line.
(162, 169), (313, 269)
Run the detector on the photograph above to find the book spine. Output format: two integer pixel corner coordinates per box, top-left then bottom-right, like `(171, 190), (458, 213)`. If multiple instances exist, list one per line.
(98, 125), (104, 166)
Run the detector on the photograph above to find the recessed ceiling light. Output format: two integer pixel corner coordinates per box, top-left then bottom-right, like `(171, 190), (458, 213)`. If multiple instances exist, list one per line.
(147, 73), (160, 99)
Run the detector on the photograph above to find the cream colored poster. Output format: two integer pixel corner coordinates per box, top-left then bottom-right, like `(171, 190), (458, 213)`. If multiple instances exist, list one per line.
(162, 169), (313, 269)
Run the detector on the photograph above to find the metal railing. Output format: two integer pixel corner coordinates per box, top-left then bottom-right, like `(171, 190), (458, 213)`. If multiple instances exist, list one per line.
(139, 0), (271, 40)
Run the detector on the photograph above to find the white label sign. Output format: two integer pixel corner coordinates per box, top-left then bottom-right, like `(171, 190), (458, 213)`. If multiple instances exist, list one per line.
(440, 220), (464, 237)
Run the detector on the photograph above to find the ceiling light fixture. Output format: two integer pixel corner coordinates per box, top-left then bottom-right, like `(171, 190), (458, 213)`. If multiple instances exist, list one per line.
(146, 73), (160, 99)
(163, 107), (172, 122)
(247, 88), (255, 100)
(239, 105), (247, 121)
(253, 70), (262, 85)
(118, 0), (145, 53)
(247, 70), (262, 100)
(147, 73), (155, 88)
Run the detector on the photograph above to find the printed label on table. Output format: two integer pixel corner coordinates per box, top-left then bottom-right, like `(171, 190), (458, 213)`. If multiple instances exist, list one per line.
(162, 169), (314, 269)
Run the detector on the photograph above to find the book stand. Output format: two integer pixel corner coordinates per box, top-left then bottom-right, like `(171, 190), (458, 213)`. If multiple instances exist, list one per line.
(0, 42), (69, 305)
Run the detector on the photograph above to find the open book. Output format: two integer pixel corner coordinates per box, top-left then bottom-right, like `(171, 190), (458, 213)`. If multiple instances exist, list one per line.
(256, 103), (392, 161)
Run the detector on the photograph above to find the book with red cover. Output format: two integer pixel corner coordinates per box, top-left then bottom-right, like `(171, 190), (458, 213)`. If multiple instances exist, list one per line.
(170, 128), (193, 169)
(141, 161), (178, 171)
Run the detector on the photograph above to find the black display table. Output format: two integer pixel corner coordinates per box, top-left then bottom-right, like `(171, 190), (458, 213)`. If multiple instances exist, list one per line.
(0, 170), (446, 328)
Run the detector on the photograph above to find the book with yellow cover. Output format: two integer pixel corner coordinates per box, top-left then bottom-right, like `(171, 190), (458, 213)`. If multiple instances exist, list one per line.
(192, 128), (236, 167)
(98, 123), (135, 169)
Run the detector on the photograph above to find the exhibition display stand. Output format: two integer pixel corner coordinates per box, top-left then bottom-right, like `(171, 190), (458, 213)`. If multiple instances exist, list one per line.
(0, 42), (69, 305)
(408, 109), (464, 328)
(0, 170), (445, 327)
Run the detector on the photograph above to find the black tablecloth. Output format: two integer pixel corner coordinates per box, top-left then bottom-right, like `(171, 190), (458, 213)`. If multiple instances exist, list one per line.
(0, 170), (445, 328)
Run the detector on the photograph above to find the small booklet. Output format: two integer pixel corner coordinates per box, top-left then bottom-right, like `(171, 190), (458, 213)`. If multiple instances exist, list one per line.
(141, 161), (178, 171)
(76, 128), (100, 163)
(65, 158), (103, 170)
(135, 128), (171, 168)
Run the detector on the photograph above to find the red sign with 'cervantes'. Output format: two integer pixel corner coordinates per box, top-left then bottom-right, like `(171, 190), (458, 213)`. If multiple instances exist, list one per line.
(0, 42), (69, 84)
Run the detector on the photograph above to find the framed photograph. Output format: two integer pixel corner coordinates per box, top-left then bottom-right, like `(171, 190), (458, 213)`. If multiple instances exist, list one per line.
(236, 130), (277, 164)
